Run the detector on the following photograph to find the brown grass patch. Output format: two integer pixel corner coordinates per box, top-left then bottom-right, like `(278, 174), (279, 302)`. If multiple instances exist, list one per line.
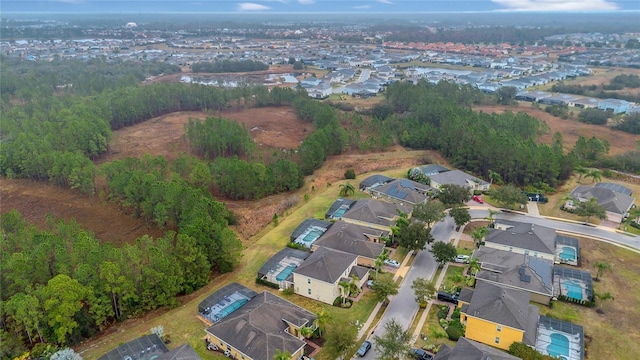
(473, 104), (638, 156)
(546, 67), (640, 97)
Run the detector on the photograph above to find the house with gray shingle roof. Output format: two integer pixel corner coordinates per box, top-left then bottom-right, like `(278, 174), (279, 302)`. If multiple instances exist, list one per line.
(313, 221), (387, 267)
(293, 247), (368, 304)
(434, 337), (519, 360)
(370, 178), (433, 205)
(473, 246), (554, 305)
(204, 291), (315, 360)
(359, 174), (394, 191)
(429, 170), (490, 192)
(487, 220), (557, 261)
(569, 183), (635, 223)
(458, 282), (539, 351)
(341, 199), (413, 231)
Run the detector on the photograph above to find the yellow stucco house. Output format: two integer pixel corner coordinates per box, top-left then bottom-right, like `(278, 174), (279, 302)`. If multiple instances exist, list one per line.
(204, 291), (316, 360)
(457, 282), (539, 351)
(292, 246), (369, 305)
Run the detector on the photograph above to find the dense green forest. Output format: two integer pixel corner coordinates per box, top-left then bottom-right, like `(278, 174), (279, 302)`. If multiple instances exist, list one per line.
(379, 80), (576, 187)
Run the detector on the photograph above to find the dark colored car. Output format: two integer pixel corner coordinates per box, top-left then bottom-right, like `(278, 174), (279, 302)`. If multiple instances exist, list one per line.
(525, 192), (548, 203)
(410, 348), (434, 360)
(437, 291), (458, 304)
(357, 340), (372, 357)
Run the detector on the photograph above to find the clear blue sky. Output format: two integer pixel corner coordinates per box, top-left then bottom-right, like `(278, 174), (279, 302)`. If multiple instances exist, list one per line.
(2, 0), (639, 13)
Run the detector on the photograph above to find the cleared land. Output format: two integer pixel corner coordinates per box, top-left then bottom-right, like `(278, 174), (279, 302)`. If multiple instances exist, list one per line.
(473, 104), (639, 155)
(540, 67), (640, 97)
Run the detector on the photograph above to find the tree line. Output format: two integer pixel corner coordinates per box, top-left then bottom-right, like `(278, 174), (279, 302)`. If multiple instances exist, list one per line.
(551, 81), (640, 106)
(382, 80), (576, 187)
(0, 210), (221, 355)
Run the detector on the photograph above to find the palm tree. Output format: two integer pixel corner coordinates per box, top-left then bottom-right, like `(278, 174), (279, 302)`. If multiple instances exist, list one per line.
(300, 326), (315, 339)
(575, 165), (588, 183)
(374, 256), (384, 279)
(586, 169), (602, 183)
(593, 261), (611, 281)
(488, 169), (502, 185)
(338, 279), (351, 305)
(471, 226), (489, 247)
(595, 291), (615, 314)
(468, 257), (481, 276)
(313, 309), (330, 337)
(273, 349), (292, 360)
(485, 209), (498, 228)
(339, 182), (355, 197)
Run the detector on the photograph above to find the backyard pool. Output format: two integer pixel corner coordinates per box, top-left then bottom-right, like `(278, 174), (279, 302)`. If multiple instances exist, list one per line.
(547, 333), (570, 359)
(560, 247), (577, 262)
(276, 264), (296, 282)
(563, 280), (583, 300)
(331, 205), (349, 219)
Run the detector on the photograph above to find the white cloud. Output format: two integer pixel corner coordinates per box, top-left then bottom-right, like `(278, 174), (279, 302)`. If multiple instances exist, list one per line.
(237, 2), (271, 11)
(492, 0), (619, 11)
(353, 5), (371, 9)
(298, 0), (315, 4)
(377, 0), (394, 4)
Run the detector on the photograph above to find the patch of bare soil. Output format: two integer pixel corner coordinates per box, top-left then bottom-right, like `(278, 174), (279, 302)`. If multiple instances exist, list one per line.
(0, 178), (165, 246)
(97, 107), (310, 164)
(473, 104), (638, 156)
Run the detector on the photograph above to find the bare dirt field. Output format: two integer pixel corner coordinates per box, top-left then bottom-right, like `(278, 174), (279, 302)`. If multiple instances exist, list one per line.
(549, 67), (640, 97)
(473, 104), (638, 155)
(98, 107), (310, 164)
(0, 179), (165, 246)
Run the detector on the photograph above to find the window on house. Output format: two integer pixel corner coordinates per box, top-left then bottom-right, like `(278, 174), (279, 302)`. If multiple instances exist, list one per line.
(308, 289), (311, 295)
(497, 325), (502, 332)
(307, 278), (311, 284)
(509, 247), (513, 252)
(524, 250), (529, 255)
(534, 252), (538, 257)
(495, 337), (500, 344)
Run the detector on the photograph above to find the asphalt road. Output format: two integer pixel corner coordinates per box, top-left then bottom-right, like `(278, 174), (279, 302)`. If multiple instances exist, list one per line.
(359, 215), (456, 359)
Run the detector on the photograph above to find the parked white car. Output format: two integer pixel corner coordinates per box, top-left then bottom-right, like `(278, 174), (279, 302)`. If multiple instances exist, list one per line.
(454, 255), (470, 264)
(384, 259), (400, 268)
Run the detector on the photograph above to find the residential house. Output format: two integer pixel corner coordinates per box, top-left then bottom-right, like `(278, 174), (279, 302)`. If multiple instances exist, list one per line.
(257, 248), (311, 289)
(428, 169), (490, 192)
(515, 90), (552, 102)
(573, 97), (600, 109)
(458, 282), (539, 351)
(569, 183), (635, 223)
(293, 246), (368, 304)
(538, 94), (579, 107)
(487, 220), (557, 261)
(158, 343), (201, 360)
(369, 178), (433, 205)
(473, 246), (554, 305)
(340, 199), (413, 231)
(535, 316), (585, 360)
(204, 291), (316, 360)
(434, 337), (520, 360)
(598, 98), (632, 114)
(359, 174), (394, 191)
(312, 221), (387, 267)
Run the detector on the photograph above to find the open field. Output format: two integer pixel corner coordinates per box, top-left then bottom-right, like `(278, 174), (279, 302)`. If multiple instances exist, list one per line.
(538, 67), (640, 97)
(472, 104), (639, 156)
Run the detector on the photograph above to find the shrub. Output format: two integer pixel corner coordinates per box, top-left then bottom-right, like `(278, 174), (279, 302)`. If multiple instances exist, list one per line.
(438, 305), (449, 320)
(256, 277), (280, 289)
(439, 319), (448, 329)
(446, 320), (465, 341)
(344, 168), (356, 179)
(286, 242), (309, 251)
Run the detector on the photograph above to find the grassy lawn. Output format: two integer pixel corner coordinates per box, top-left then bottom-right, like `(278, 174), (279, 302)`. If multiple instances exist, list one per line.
(536, 236), (640, 360)
(439, 266), (465, 293)
(456, 240), (475, 255)
(413, 304), (455, 351)
(621, 219), (640, 235)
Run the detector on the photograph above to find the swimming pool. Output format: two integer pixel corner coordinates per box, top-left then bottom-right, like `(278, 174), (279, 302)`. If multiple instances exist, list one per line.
(302, 229), (324, 242)
(547, 333), (570, 359)
(331, 206), (349, 218)
(276, 264), (296, 282)
(560, 247), (576, 262)
(564, 280), (583, 300)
